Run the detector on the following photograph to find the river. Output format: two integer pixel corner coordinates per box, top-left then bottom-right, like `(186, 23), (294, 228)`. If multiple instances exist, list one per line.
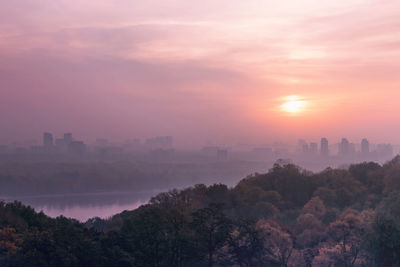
(0, 190), (162, 221)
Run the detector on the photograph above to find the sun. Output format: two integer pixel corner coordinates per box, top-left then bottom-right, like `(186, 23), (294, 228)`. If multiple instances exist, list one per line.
(280, 95), (307, 115)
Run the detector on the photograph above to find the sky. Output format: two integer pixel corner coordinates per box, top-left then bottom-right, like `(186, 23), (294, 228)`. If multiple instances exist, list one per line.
(1, 0), (400, 147)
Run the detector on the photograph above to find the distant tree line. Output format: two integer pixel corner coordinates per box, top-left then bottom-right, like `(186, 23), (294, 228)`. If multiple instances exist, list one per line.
(3, 156), (400, 266)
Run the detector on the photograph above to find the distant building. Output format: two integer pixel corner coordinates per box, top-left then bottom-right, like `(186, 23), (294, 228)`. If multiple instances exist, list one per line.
(56, 139), (67, 152)
(202, 146), (219, 154)
(95, 138), (109, 146)
(361, 138), (370, 155)
(252, 147), (272, 157)
(202, 146), (220, 159)
(309, 142), (318, 154)
(298, 139), (307, 151)
(320, 138), (329, 156)
(56, 138), (67, 147)
(150, 148), (175, 159)
(15, 147), (27, 153)
(55, 133), (74, 152)
(202, 146), (229, 160)
(43, 132), (54, 147)
(30, 145), (43, 153)
(126, 138), (141, 146)
(377, 144), (393, 159)
(274, 148), (289, 157)
(302, 143), (309, 153)
(349, 143), (356, 155)
(64, 133), (73, 144)
(145, 136), (173, 149)
(95, 146), (123, 156)
(339, 138), (350, 156)
(68, 141), (86, 154)
(124, 139), (142, 152)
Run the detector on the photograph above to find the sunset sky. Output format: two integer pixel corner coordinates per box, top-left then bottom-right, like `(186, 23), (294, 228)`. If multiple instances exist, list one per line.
(1, 0), (400, 147)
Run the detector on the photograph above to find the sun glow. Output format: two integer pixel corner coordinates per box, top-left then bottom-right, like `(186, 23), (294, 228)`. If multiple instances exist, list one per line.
(280, 95), (307, 115)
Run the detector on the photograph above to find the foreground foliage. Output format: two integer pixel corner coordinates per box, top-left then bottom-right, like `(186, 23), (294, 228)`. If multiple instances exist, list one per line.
(2, 157), (400, 266)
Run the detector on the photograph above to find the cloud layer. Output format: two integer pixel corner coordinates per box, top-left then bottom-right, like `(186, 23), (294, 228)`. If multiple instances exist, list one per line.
(1, 0), (400, 146)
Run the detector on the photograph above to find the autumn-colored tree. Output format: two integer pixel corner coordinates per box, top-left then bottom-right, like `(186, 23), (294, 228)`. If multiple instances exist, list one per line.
(227, 219), (265, 267)
(327, 209), (373, 267)
(0, 227), (22, 264)
(256, 219), (294, 267)
(302, 196), (326, 219)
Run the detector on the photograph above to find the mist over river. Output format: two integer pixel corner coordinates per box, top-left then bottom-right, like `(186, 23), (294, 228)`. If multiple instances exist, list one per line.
(0, 190), (162, 221)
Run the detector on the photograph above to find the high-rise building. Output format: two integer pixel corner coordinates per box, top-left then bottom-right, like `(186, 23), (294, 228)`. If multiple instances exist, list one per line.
(339, 138), (350, 156)
(320, 138), (329, 156)
(298, 139), (307, 150)
(64, 133), (73, 144)
(43, 132), (53, 147)
(361, 138), (370, 155)
(309, 142), (318, 154)
(302, 143), (309, 153)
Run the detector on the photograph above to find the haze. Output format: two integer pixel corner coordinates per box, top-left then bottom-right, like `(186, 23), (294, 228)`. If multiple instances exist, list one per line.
(1, 0), (400, 147)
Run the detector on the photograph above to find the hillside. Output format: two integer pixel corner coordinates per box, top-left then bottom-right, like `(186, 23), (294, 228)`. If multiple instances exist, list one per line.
(2, 157), (400, 266)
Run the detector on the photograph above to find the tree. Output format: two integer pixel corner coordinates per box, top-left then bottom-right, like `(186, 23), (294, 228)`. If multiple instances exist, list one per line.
(349, 162), (382, 194)
(227, 219), (265, 267)
(0, 227), (22, 265)
(327, 209), (373, 267)
(365, 193), (400, 266)
(295, 214), (326, 249)
(256, 219), (294, 267)
(164, 204), (198, 267)
(192, 203), (232, 267)
(302, 197), (326, 219)
(119, 205), (168, 267)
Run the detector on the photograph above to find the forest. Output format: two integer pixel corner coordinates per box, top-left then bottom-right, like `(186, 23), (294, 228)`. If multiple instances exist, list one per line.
(2, 156), (400, 266)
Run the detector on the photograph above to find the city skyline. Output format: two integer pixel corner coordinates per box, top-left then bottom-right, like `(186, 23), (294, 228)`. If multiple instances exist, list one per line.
(1, 131), (397, 157)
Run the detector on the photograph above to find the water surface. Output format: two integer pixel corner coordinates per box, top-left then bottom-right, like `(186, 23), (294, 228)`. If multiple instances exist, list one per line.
(1, 191), (160, 221)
